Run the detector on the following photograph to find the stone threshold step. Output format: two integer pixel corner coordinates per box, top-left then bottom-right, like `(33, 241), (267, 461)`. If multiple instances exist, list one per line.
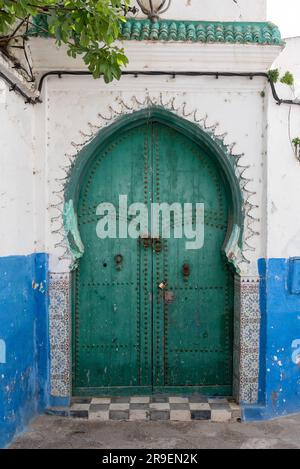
(45, 396), (241, 423)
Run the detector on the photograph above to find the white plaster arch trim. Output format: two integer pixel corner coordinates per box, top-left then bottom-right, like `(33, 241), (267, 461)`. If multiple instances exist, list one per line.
(49, 92), (260, 275)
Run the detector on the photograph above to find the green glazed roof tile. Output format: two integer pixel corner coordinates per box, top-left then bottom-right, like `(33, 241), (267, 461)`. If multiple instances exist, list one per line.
(121, 19), (283, 45)
(29, 16), (283, 46)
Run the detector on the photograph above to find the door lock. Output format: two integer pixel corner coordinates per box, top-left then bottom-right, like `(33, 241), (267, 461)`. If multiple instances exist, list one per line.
(139, 235), (152, 249)
(139, 235), (162, 252)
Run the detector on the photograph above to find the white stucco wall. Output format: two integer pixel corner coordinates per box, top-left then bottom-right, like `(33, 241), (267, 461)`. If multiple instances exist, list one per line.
(266, 37), (300, 258)
(1, 43), (282, 275)
(131, 0), (267, 22)
(0, 80), (35, 257)
(4, 0), (297, 273)
(29, 33), (277, 276)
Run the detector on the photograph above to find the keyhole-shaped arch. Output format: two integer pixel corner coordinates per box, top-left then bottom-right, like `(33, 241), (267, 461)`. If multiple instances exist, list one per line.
(64, 107), (244, 271)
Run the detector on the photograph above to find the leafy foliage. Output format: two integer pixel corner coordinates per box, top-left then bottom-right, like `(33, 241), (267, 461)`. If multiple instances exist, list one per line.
(0, 1), (132, 82)
(292, 137), (300, 147)
(280, 71), (294, 87)
(268, 69), (295, 88)
(268, 69), (280, 84)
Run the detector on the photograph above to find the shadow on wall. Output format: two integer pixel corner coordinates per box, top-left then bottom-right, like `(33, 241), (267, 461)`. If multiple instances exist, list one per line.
(0, 254), (49, 448)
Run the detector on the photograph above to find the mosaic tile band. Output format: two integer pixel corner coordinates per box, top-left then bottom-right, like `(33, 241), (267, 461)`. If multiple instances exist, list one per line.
(234, 276), (260, 404)
(49, 273), (260, 404)
(49, 273), (71, 397)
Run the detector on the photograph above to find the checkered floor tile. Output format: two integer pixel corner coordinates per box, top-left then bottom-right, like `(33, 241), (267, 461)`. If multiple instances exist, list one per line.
(46, 396), (241, 422)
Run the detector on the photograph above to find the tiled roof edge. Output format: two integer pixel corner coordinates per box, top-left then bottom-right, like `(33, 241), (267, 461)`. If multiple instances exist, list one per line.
(28, 16), (283, 46)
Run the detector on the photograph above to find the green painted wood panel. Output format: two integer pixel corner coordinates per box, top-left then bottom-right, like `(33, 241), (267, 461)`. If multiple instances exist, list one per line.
(151, 124), (233, 391)
(73, 120), (234, 396)
(73, 125), (153, 392)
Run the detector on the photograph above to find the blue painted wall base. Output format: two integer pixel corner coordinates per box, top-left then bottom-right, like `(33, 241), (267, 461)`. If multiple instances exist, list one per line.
(243, 258), (300, 421)
(0, 254), (49, 448)
(1, 254), (300, 439)
(49, 396), (70, 408)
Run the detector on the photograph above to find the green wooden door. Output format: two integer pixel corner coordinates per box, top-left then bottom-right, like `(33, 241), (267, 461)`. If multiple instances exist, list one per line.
(73, 121), (234, 396)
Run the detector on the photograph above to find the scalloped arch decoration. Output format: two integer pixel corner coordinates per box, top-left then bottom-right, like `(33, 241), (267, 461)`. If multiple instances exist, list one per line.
(49, 93), (259, 275)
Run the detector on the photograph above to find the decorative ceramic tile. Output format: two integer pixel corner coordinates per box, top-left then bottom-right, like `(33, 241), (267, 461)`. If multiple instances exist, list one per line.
(240, 278), (261, 321)
(234, 276), (260, 404)
(240, 320), (260, 349)
(49, 273), (71, 397)
(240, 351), (260, 379)
(239, 380), (259, 404)
(48, 270), (261, 406)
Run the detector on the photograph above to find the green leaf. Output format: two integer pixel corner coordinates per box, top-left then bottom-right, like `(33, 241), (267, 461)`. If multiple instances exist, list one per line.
(280, 71), (294, 87)
(268, 69), (279, 84)
(0, 0), (129, 83)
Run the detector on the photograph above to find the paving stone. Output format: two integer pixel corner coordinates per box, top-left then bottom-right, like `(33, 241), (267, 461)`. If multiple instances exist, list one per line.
(70, 403), (90, 411)
(45, 396), (239, 423)
(150, 411), (170, 421)
(150, 403), (170, 411)
(91, 398), (111, 405)
(191, 410), (211, 421)
(89, 411), (109, 421)
(189, 403), (211, 411)
(170, 410), (191, 421)
(129, 410), (149, 421)
(210, 403), (231, 411)
(110, 403), (130, 411)
(89, 404), (109, 412)
(229, 402), (240, 411)
(110, 411), (129, 421)
(130, 404), (149, 410)
(69, 410), (89, 419)
(211, 409), (232, 422)
(170, 403), (190, 410)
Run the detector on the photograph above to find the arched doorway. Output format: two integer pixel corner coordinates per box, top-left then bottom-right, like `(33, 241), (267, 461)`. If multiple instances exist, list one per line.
(66, 109), (243, 397)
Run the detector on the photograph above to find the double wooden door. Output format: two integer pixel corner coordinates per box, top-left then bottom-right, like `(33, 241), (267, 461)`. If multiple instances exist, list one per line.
(73, 121), (233, 396)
